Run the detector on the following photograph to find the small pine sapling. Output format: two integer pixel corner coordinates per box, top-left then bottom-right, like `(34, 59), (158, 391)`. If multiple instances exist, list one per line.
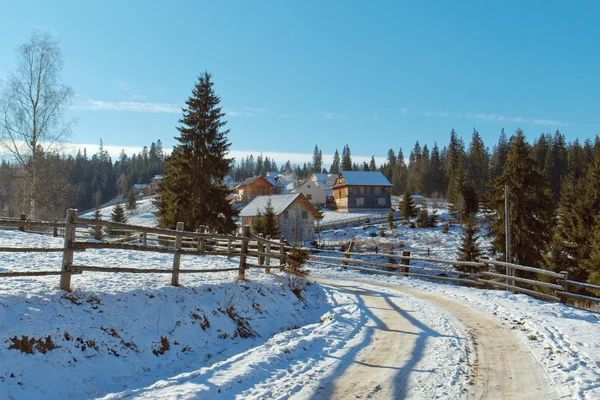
(126, 187), (137, 213)
(388, 211), (395, 229)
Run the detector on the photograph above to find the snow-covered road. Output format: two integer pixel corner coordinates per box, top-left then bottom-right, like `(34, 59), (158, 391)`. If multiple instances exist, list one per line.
(315, 278), (557, 399)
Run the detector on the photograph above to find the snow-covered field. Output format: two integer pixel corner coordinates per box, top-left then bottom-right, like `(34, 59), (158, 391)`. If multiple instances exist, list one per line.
(81, 197), (159, 227)
(1, 199), (598, 399)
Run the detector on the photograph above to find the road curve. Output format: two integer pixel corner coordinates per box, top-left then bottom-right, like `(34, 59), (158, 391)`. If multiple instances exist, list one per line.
(315, 277), (559, 400)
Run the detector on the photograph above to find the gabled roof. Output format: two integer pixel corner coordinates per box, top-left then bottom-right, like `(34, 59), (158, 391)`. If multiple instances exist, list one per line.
(236, 176), (273, 188)
(311, 173), (329, 182)
(265, 171), (282, 178)
(240, 193), (319, 218)
(334, 171), (393, 187)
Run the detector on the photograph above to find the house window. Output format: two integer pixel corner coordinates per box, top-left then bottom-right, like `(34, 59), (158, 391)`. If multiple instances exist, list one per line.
(302, 211), (308, 219)
(307, 194), (312, 200)
(283, 211), (289, 218)
(307, 184), (311, 188)
(378, 197), (386, 206)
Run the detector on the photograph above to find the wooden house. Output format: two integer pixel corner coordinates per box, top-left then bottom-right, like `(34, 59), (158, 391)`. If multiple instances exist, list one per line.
(333, 171), (393, 212)
(235, 176), (274, 202)
(293, 179), (327, 207)
(239, 193), (319, 242)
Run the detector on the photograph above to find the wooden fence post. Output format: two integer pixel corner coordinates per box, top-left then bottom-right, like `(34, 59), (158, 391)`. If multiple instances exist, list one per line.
(60, 209), (77, 291)
(238, 225), (250, 279)
(560, 270), (569, 304)
(94, 221), (102, 240)
(227, 238), (232, 260)
(258, 234), (265, 266)
(19, 214), (26, 232)
(342, 241), (354, 269)
(265, 235), (271, 274)
(401, 250), (411, 276)
(279, 236), (286, 272)
(142, 232), (147, 246)
(171, 222), (184, 286)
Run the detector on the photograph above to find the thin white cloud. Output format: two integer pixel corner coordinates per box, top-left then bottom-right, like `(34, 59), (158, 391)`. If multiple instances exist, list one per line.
(73, 100), (181, 113)
(422, 109), (572, 127)
(226, 107), (265, 118)
(321, 112), (344, 120)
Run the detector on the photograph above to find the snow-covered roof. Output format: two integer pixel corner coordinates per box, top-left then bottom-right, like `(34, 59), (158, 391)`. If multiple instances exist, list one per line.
(311, 173), (329, 182)
(152, 175), (163, 180)
(335, 171), (393, 187)
(265, 171), (282, 178)
(276, 177), (296, 187)
(265, 177), (276, 186)
(281, 181), (296, 194)
(236, 176), (273, 188)
(240, 194), (302, 216)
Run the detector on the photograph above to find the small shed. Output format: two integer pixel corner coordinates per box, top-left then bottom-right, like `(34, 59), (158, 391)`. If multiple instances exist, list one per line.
(240, 193), (319, 242)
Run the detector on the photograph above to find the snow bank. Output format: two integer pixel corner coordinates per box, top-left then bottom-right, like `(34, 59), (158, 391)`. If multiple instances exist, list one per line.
(0, 229), (332, 399)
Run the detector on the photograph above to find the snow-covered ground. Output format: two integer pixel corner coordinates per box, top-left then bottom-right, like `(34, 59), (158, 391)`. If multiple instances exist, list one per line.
(1, 199), (598, 399)
(81, 197), (159, 227)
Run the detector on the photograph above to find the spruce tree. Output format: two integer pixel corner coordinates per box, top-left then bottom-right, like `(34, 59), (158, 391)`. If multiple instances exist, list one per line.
(400, 190), (417, 221)
(388, 211), (395, 229)
(126, 187), (137, 212)
(312, 145), (323, 172)
(252, 211), (264, 234)
(155, 72), (238, 233)
(341, 144), (352, 171)
(458, 220), (482, 262)
(111, 201), (127, 224)
(467, 128), (489, 201)
(489, 128), (509, 181)
(330, 149), (341, 174)
(262, 200), (280, 237)
(585, 215), (600, 286)
(448, 167), (478, 223)
(369, 156), (377, 171)
(487, 129), (555, 268)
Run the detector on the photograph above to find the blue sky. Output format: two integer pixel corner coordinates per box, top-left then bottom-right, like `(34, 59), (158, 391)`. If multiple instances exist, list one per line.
(1, 1), (599, 166)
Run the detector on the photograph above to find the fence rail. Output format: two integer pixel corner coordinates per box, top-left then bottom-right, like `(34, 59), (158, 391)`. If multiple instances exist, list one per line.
(1, 213), (598, 308)
(302, 242), (600, 306)
(0, 209), (288, 291)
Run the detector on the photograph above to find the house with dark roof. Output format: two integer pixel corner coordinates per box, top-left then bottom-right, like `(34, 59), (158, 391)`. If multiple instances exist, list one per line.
(235, 176), (274, 202)
(333, 171), (393, 212)
(239, 193), (319, 242)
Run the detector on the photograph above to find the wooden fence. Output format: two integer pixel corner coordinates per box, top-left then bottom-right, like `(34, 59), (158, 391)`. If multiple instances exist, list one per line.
(316, 212), (399, 232)
(0, 209), (288, 291)
(304, 241), (600, 306)
(1, 212), (599, 308)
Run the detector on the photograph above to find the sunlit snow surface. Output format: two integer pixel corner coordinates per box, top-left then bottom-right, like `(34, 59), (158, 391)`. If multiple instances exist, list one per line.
(0, 200), (597, 399)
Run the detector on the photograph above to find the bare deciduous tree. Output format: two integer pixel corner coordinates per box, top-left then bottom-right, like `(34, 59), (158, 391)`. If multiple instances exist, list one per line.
(0, 30), (75, 218)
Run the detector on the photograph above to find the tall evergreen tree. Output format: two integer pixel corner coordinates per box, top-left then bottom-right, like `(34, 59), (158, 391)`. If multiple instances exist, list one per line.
(544, 130), (568, 202)
(369, 156), (377, 171)
(445, 129), (466, 200)
(392, 147), (408, 194)
(448, 166), (478, 223)
(487, 129), (555, 267)
(126, 186), (137, 212)
(385, 149), (397, 180)
(428, 143), (444, 198)
(489, 128), (509, 181)
(312, 145), (323, 172)
(467, 128), (489, 201)
(155, 72), (238, 233)
(457, 220), (482, 262)
(341, 144), (352, 171)
(400, 190), (417, 220)
(330, 149), (341, 175)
